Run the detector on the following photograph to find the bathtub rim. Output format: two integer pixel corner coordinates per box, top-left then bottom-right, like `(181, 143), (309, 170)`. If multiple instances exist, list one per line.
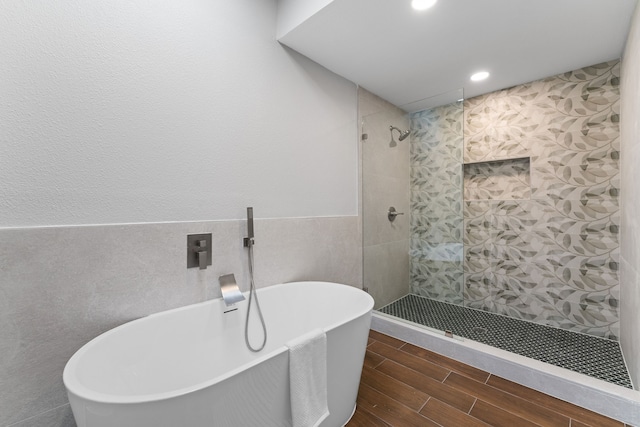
(63, 281), (373, 405)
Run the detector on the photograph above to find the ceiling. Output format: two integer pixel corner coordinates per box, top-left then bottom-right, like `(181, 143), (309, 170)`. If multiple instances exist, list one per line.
(278, 0), (638, 112)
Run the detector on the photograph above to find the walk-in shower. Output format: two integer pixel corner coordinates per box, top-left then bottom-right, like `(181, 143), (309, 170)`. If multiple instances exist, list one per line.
(360, 59), (638, 423)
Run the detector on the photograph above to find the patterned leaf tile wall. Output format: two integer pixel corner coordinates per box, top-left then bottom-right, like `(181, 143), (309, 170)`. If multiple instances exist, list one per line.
(412, 60), (620, 339)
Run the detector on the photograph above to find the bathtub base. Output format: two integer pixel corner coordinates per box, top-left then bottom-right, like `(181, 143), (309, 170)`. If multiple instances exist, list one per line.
(341, 404), (357, 427)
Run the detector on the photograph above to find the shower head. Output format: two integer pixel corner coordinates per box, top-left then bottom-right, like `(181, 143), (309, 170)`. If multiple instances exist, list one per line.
(390, 126), (410, 142)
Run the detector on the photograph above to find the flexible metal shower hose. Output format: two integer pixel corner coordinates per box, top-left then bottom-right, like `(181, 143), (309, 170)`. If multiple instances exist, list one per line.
(245, 244), (267, 352)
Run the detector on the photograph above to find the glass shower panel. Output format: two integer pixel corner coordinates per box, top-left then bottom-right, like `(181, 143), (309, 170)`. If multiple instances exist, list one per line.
(408, 100), (464, 305)
(361, 108), (411, 310)
(361, 88), (465, 316)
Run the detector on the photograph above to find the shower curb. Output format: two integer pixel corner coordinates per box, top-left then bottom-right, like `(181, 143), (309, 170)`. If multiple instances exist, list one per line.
(372, 313), (640, 426)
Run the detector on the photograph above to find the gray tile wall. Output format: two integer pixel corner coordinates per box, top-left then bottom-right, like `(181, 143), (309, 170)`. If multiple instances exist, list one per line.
(360, 88), (411, 309)
(0, 216), (361, 426)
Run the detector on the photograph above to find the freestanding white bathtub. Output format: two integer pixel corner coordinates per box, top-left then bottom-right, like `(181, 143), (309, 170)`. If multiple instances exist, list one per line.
(63, 281), (374, 427)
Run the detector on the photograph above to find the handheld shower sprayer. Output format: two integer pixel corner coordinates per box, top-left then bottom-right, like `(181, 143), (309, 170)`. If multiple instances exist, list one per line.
(243, 207), (254, 247)
(243, 206), (267, 352)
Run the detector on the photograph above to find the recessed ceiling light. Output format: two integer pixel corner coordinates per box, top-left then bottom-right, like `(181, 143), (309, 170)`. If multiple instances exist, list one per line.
(412, 0), (437, 11)
(470, 71), (490, 82)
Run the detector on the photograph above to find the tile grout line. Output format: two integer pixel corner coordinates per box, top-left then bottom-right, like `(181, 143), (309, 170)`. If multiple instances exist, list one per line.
(401, 343), (492, 384)
(356, 403), (386, 427)
(398, 344), (456, 382)
(365, 341), (453, 424)
(468, 397), (478, 415)
(369, 346), (450, 384)
(445, 371), (574, 426)
(485, 373), (492, 384)
(368, 356), (436, 413)
(483, 374), (583, 425)
(363, 406), (392, 427)
(363, 367), (437, 424)
(369, 361), (381, 369)
(6, 403), (70, 427)
(370, 338), (388, 369)
(418, 396), (431, 413)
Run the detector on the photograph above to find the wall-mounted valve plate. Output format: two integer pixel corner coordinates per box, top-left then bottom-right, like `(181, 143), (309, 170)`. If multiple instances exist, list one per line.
(187, 233), (212, 269)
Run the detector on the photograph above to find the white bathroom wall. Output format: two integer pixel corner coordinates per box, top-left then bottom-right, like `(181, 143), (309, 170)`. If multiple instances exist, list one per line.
(0, 1), (361, 425)
(620, 0), (640, 390)
(0, 0), (357, 227)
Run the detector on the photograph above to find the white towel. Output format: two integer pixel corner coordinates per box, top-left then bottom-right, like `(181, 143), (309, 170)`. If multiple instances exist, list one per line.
(286, 328), (330, 427)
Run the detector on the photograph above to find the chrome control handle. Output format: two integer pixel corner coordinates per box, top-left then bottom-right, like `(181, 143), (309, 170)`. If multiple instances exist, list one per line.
(387, 206), (404, 222)
(196, 240), (207, 270)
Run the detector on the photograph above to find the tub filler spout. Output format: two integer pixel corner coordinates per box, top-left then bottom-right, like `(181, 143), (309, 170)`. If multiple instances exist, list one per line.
(218, 273), (245, 306)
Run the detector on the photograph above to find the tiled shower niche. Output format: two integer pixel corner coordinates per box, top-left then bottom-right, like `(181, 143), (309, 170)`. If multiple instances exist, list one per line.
(412, 60), (620, 339)
(463, 157), (531, 201)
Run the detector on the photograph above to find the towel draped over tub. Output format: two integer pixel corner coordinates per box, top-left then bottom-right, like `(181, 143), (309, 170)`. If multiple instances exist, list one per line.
(286, 328), (330, 427)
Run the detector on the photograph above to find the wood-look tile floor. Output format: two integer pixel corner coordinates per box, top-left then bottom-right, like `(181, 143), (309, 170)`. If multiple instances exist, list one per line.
(346, 330), (631, 427)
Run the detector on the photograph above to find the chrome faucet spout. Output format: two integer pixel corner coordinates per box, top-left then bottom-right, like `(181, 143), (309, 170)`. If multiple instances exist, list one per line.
(219, 274), (245, 306)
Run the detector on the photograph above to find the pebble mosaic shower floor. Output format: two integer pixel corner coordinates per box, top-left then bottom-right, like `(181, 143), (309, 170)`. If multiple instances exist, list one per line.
(378, 294), (632, 388)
